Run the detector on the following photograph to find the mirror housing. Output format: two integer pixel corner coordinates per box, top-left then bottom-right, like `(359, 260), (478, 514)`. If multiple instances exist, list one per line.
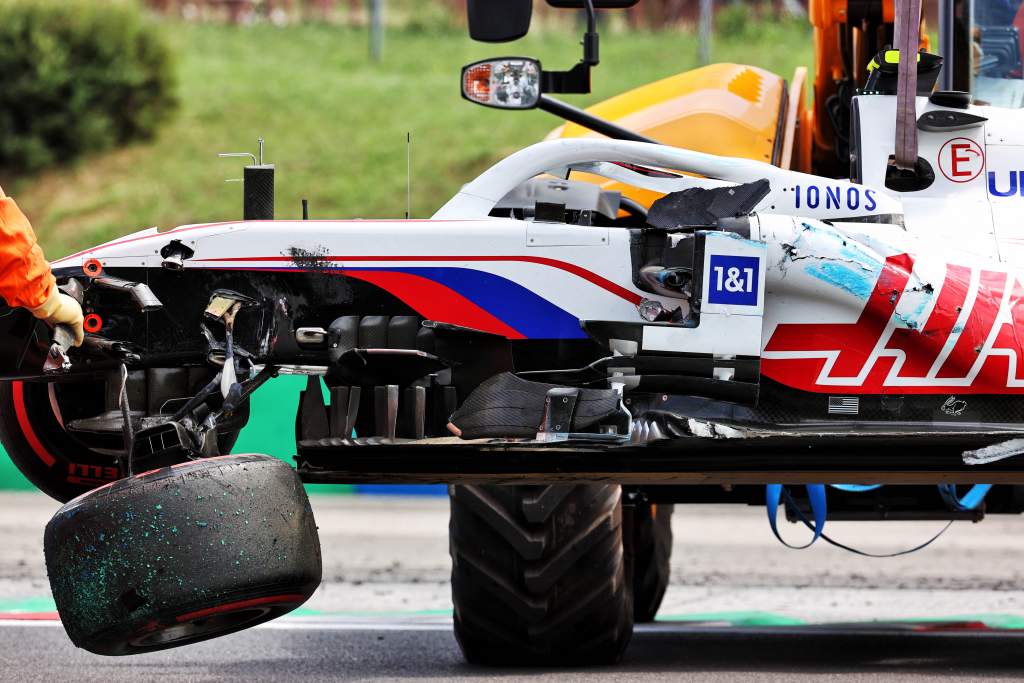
(462, 58), (543, 109)
(467, 0), (533, 43)
(462, 0), (640, 110)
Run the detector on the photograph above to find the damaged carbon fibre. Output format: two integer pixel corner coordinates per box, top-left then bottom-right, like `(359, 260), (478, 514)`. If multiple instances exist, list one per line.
(296, 424), (1024, 485)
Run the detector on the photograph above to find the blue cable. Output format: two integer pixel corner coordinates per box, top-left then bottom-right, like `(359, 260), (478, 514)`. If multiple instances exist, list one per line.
(830, 484), (883, 493)
(937, 484), (992, 511)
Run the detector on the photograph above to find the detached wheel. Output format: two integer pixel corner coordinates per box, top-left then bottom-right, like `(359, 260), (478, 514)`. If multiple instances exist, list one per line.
(625, 502), (673, 623)
(44, 454), (321, 656)
(449, 484), (633, 666)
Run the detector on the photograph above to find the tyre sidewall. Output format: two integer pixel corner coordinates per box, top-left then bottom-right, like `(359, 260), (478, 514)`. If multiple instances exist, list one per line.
(0, 380), (123, 502)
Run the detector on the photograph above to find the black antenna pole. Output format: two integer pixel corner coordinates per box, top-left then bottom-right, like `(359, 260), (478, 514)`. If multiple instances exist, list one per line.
(405, 132), (412, 219)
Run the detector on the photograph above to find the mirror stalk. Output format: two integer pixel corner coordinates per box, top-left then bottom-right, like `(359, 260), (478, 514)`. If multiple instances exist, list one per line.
(537, 96), (655, 143)
(541, 0), (599, 91)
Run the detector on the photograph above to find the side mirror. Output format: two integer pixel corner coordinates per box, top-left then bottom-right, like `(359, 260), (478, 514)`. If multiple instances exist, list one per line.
(546, 0), (638, 6)
(467, 0), (533, 43)
(462, 58), (542, 109)
(462, 0), (639, 108)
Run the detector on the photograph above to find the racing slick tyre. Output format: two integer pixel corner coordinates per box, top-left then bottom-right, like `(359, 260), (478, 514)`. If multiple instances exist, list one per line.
(44, 454), (321, 656)
(448, 484), (633, 666)
(624, 502), (674, 623)
(0, 379), (242, 503)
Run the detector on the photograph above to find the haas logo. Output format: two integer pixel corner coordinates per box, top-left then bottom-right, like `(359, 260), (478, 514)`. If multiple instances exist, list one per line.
(762, 254), (1024, 394)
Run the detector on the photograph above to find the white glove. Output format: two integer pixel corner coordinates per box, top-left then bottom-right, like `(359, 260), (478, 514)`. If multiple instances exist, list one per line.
(30, 290), (85, 347)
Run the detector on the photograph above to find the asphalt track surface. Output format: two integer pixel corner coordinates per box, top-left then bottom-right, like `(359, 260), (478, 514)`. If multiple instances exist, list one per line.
(5, 618), (1024, 682)
(5, 492), (1024, 681)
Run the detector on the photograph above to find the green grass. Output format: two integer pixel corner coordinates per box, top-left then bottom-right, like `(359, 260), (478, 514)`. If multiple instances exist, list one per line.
(5, 18), (812, 258)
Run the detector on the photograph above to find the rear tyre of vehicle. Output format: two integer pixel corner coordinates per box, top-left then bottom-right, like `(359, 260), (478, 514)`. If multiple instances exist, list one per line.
(44, 454), (321, 656)
(0, 380), (242, 503)
(449, 484), (633, 666)
(625, 502), (674, 623)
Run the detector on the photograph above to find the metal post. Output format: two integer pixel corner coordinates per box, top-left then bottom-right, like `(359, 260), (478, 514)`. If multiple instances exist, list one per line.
(938, 0), (955, 91)
(405, 132), (412, 219)
(368, 0), (383, 62)
(698, 0), (713, 65)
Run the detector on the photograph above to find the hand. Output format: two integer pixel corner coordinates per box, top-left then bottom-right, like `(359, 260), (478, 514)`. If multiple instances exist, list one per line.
(30, 290), (85, 347)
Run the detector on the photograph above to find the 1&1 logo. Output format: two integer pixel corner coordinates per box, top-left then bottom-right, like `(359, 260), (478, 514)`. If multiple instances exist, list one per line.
(707, 255), (760, 306)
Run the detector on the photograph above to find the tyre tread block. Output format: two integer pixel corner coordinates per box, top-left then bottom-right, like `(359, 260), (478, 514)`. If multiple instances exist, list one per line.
(449, 483), (633, 666)
(520, 485), (574, 524)
(523, 490), (620, 594)
(451, 485), (547, 560)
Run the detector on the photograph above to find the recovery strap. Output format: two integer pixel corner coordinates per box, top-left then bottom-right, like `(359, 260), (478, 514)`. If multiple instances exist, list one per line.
(894, 0), (923, 169)
(765, 483), (827, 549)
(765, 483), (990, 556)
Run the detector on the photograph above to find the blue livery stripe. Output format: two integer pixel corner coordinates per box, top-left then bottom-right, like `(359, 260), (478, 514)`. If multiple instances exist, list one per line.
(347, 267), (586, 339)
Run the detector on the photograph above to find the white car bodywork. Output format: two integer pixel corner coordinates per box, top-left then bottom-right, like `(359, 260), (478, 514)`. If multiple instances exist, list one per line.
(53, 93), (1024, 398)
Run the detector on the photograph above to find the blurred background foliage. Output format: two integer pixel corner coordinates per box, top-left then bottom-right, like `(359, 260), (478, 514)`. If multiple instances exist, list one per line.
(0, 0), (177, 171)
(0, 0), (811, 258)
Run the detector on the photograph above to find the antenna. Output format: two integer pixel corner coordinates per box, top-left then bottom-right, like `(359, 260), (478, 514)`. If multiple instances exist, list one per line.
(405, 132), (412, 219)
(218, 152), (256, 183)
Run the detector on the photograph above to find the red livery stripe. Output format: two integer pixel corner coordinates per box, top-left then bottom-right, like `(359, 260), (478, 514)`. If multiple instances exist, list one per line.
(54, 220), (481, 265)
(344, 271), (526, 338)
(887, 263), (971, 378)
(936, 270), (1007, 378)
(763, 254), (915, 385)
(195, 255), (643, 305)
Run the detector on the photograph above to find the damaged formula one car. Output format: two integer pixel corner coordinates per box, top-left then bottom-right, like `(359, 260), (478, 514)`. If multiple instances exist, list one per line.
(5, 0), (1024, 666)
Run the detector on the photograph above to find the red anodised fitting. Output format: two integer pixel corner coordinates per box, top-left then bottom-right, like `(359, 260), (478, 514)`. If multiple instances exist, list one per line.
(83, 259), (103, 277)
(83, 314), (103, 334)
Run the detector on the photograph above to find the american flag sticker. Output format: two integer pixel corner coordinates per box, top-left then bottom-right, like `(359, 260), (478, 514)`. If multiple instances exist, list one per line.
(828, 396), (860, 415)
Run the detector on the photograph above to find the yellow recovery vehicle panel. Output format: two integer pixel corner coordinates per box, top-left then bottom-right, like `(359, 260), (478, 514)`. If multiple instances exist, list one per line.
(548, 63), (803, 208)
(551, 63), (785, 160)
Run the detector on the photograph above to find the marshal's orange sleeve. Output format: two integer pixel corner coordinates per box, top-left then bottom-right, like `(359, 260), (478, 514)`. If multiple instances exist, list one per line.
(0, 197), (55, 310)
